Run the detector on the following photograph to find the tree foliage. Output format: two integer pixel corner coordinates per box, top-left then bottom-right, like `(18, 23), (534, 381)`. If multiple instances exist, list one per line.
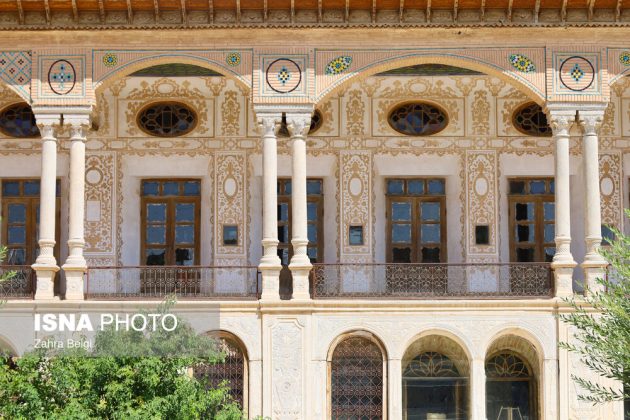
(0, 298), (244, 419)
(560, 209), (630, 405)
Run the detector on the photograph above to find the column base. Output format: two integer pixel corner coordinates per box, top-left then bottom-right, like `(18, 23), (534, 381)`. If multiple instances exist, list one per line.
(551, 260), (577, 298)
(581, 262), (607, 295)
(32, 264), (60, 300)
(259, 265), (282, 301)
(288, 265), (312, 301)
(62, 265), (87, 300)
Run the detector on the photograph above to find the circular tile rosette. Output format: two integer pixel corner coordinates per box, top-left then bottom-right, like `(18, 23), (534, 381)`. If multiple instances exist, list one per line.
(226, 52), (241, 67)
(265, 58), (302, 94)
(102, 53), (118, 68)
(559, 56), (595, 92)
(47, 59), (76, 95)
(619, 51), (630, 67)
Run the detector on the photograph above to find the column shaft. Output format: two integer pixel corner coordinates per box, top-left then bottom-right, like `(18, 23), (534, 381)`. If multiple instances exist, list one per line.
(388, 358), (402, 420)
(470, 358), (487, 420)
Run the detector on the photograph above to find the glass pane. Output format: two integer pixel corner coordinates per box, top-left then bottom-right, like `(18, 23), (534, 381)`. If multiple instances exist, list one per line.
(146, 225), (166, 244)
(307, 247), (317, 263)
(516, 224), (535, 242)
(486, 381), (531, 420)
(277, 248), (289, 265)
(176, 203), (195, 222)
(349, 226), (363, 245)
(175, 248), (194, 266)
(387, 180), (404, 195)
(475, 225), (490, 245)
(175, 225), (194, 244)
(284, 180), (292, 195)
(183, 181), (200, 196)
(515, 203), (534, 221)
(408, 180), (424, 195)
(7, 226), (25, 244)
(7, 248), (26, 265)
(163, 181), (179, 196)
(3, 181), (19, 197)
(145, 249), (166, 265)
(545, 247), (556, 262)
(23, 181), (39, 196)
(147, 203), (166, 222)
(421, 224), (441, 243)
(278, 226), (289, 243)
(7, 204), (26, 223)
(544, 224), (555, 243)
(278, 203), (289, 221)
(421, 247), (441, 263)
(392, 247), (411, 263)
(543, 202), (554, 221)
(392, 224), (411, 243)
(550, 180), (555, 194)
(223, 226), (238, 245)
(427, 179), (445, 195)
(516, 247), (535, 262)
(307, 224), (317, 243)
(421, 202), (440, 221)
(307, 180), (322, 195)
(509, 180), (526, 194)
(392, 202), (411, 221)
(602, 225), (616, 245)
(530, 180), (546, 194)
(142, 181), (159, 196)
(307, 202), (317, 221)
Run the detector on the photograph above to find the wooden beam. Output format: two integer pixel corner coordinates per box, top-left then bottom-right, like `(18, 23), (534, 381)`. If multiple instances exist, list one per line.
(126, 0), (133, 23)
(480, 0), (485, 21)
(236, 0), (241, 23)
(208, 0), (214, 23)
(560, 0), (567, 21)
(507, 0), (513, 21)
(587, 0), (596, 20)
(426, 0), (431, 22)
(43, 0), (51, 24)
(615, 0), (622, 21)
(15, 0), (24, 25)
(453, 0), (458, 22)
(291, 0), (295, 23)
(263, 0), (268, 22)
(345, 0), (350, 22)
(153, 0), (159, 23)
(181, 0), (187, 24)
(98, 0), (105, 23)
(399, 0), (404, 22)
(318, 0), (323, 23)
(534, 0), (540, 22)
(71, 0), (79, 22)
(372, 0), (377, 23)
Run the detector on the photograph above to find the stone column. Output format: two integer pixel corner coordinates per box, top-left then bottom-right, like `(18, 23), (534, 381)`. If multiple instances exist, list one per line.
(470, 358), (487, 420)
(388, 358), (402, 420)
(548, 109), (577, 297)
(577, 109), (608, 293)
(32, 115), (61, 300)
(257, 113), (282, 301)
(287, 113), (313, 301)
(62, 115), (90, 300)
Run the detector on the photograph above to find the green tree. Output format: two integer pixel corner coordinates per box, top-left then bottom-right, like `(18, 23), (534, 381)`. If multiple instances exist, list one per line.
(0, 298), (243, 419)
(560, 209), (630, 407)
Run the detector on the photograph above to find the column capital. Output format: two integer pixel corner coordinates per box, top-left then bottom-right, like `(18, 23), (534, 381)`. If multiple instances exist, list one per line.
(286, 113), (312, 138)
(576, 106), (607, 135)
(545, 108), (576, 135)
(64, 113), (91, 140)
(256, 113), (281, 137)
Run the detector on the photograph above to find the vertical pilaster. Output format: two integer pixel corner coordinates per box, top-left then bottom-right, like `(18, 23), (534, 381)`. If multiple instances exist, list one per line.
(577, 108), (608, 293)
(287, 113), (313, 301)
(62, 114), (90, 300)
(32, 114), (61, 300)
(257, 113), (282, 301)
(388, 358), (402, 420)
(470, 358), (487, 420)
(548, 108), (577, 297)
(248, 358), (262, 418)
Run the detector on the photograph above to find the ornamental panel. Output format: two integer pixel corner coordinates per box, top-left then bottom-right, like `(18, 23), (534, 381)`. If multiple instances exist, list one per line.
(215, 152), (247, 258)
(339, 151), (372, 259)
(0, 51), (31, 100)
(271, 319), (304, 419)
(38, 55), (86, 98)
(465, 150), (498, 257)
(84, 152), (116, 256)
(598, 152), (623, 231)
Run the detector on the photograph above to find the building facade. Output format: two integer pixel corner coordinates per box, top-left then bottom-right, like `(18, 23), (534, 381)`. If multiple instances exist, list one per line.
(0, 1), (629, 419)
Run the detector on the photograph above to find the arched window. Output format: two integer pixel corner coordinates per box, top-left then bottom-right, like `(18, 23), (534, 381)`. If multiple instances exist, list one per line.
(512, 102), (552, 137)
(0, 103), (40, 138)
(329, 334), (385, 419)
(403, 351), (469, 419)
(193, 333), (247, 412)
(137, 101), (197, 137)
(486, 352), (537, 420)
(387, 102), (448, 136)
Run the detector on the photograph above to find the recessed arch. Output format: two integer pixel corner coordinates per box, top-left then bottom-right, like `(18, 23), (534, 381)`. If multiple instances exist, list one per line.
(315, 54), (545, 107)
(0, 335), (18, 356)
(93, 55), (251, 97)
(482, 325), (547, 362)
(400, 327), (474, 362)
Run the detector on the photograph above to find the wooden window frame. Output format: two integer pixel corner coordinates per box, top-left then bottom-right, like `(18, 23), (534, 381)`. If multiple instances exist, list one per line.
(507, 177), (555, 263)
(385, 178), (447, 263)
(140, 179), (201, 266)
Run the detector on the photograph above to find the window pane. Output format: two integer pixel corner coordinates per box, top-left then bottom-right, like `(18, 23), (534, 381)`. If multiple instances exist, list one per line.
(486, 381), (532, 420)
(7, 226), (25, 244)
(602, 225), (616, 245)
(387, 180), (404, 195)
(278, 203), (289, 221)
(420, 202), (440, 221)
(509, 180), (526, 194)
(145, 249), (166, 265)
(421, 247), (441, 263)
(307, 180), (322, 195)
(392, 247), (411, 263)
(23, 181), (39, 196)
(278, 248), (289, 265)
(392, 224), (411, 243)
(307, 224), (317, 243)
(284, 180), (292, 195)
(516, 247), (535, 262)
(392, 202), (411, 221)
(421, 224), (441, 243)
(549, 180), (555, 194)
(278, 226), (288, 243)
(176, 203), (195, 222)
(530, 180), (546, 194)
(349, 226), (363, 245)
(183, 181), (200, 196)
(543, 202), (554, 221)
(307, 247), (317, 263)
(516, 224), (535, 242)
(408, 180), (424, 195)
(223, 226), (238, 245)
(163, 181), (179, 195)
(147, 203), (166, 222)
(307, 202), (317, 221)
(7, 204), (26, 223)
(3, 181), (19, 197)
(545, 247), (556, 262)
(175, 248), (194, 266)
(146, 226), (166, 244)
(544, 224), (555, 243)
(427, 179), (445, 195)
(7, 248), (26, 265)
(515, 203), (534, 221)
(175, 225), (194, 244)
(142, 181), (159, 196)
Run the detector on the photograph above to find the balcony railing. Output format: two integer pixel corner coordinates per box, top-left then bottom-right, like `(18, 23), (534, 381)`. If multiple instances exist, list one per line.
(86, 266), (260, 300)
(311, 263), (553, 299)
(0, 265), (35, 299)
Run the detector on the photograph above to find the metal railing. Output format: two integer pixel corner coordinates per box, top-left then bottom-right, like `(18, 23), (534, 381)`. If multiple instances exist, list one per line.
(0, 265), (35, 299)
(86, 266), (260, 300)
(311, 262), (553, 299)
